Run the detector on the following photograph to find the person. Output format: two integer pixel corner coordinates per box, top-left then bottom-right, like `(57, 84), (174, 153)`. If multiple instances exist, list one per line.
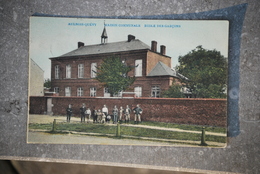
(112, 105), (118, 124)
(133, 104), (143, 124)
(101, 113), (107, 123)
(85, 107), (91, 123)
(66, 104), (73, 122)
(102, 105), (108, 122)
(106, 114), (111, 123)
(119, 106), (124, 123)
(92, 107), (98, 123)
(124, 105), (131, 124)
(80, 103), (86, 123)
(96, 109), (103, 123)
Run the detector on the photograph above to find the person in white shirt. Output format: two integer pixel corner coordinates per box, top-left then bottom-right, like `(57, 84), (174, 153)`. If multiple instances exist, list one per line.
(85, 108), (91, 123)
(102, 104), (109, 122)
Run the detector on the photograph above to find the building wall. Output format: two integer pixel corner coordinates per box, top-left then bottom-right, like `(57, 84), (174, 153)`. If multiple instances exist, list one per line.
(146, 50), (171, 75)
(29, 96), (47, 114)
(50, 50), (176, 97)
(29, 96), (227, 127)
(30, 59), (44, 96)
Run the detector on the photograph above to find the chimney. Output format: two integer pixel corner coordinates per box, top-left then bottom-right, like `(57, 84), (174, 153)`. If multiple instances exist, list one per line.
(128, 35), (135, 42)
(78, 42), (84, 48)
(151, 41), (157, 52)
(160, 45), (166, 55)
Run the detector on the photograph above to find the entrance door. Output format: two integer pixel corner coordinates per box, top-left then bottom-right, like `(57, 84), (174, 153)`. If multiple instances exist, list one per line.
(47, 98), (53, 115)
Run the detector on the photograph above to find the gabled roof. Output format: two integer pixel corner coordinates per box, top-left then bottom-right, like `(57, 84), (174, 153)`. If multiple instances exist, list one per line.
(55, 39), (150, 58)
(148, 61), (177, 77)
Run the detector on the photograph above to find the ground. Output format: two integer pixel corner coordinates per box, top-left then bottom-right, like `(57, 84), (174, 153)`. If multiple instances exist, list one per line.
(27, 114), (226, 147)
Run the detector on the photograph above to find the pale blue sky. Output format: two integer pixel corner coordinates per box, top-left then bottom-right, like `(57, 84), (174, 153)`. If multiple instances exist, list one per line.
(30, 17), (229, 79)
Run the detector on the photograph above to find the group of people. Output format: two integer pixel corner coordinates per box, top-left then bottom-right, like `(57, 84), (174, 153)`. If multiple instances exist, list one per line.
(66, 103), (143, 124)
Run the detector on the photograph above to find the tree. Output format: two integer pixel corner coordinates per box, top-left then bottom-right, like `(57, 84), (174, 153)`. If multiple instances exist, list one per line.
(95, 56), (135, 96)
(177, 46), (227, 98)
(162, 82), (185, 98)
(44, 78), (51, 88)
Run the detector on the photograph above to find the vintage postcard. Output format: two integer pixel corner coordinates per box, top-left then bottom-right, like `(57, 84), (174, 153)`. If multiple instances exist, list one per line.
(28, 16), (228, 147)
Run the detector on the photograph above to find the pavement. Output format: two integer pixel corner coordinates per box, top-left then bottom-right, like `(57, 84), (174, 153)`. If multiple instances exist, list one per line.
(27, 114), (226, 147)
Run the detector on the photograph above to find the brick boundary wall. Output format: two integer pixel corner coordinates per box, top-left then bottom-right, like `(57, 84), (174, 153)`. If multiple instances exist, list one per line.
(29, 96), (227, 127)
(29, 96), (47, 114)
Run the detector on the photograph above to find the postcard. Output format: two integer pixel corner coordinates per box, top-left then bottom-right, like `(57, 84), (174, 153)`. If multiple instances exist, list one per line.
(28, 16), (228, 147)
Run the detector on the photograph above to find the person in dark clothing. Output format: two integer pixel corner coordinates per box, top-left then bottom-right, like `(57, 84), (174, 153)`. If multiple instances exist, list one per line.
(133, 104), (143, 124)
(92, 107), (98, 123)
(80, 103), (86, 123)
(66, 104), (73, 122)
(112, 105), (118, 124)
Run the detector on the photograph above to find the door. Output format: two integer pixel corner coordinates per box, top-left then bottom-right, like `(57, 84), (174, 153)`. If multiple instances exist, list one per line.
(47, 98), (53, 115)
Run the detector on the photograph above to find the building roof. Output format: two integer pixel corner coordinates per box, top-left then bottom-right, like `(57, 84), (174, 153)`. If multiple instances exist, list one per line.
(148, 61), (177, 77)
(56, 39), (151, 58)
(148, 61), (190, 81)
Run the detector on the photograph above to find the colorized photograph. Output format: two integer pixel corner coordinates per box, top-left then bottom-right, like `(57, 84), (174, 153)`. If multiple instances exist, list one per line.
(28, 17), (228, 147)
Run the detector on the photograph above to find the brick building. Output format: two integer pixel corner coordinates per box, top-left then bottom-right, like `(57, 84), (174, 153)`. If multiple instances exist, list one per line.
(50, 27), (183, 97)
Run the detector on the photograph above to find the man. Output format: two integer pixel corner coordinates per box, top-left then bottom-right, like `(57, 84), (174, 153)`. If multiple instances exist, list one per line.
(133, 104), (143, 124)
(92, 107), (98, 123)
(112, 105), (119, 124)
(66, 104), (73, 122)
(124, 105), (131, 124)
(80, 103), (86, 123)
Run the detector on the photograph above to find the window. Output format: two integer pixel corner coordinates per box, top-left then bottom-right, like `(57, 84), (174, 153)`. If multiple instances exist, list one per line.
(90, 87), (96, 97)
(91, 63), (97, 78)
(151, 86), (160, 98)
(104, 87), (111, 97)
(54, 87), (59, 94)
(113, 91), (122, 97)
(135, 59), (142, 77)
(77, 87), (83, 96)
(66, 65), (71, 78)
(65, 87), (71, 97)
(78, 64), (84, 78)
(134, 86), (142, 97)
(55, 65), (59, 79)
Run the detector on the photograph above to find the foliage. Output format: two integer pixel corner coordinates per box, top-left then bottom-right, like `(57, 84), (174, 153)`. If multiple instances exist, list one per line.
(44, 78), (51, 88)
(95, 56), (135, 96)
(162, 82), (185, 98)
(177, 46), (228, 98)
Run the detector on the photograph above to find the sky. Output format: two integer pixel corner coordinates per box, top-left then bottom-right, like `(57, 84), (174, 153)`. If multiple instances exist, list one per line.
(29, 17), (229, 79)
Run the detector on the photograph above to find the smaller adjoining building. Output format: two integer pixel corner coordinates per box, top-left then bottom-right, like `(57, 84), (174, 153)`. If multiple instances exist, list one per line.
(50, 27), (185, 98)
(30, 59), (44, 96)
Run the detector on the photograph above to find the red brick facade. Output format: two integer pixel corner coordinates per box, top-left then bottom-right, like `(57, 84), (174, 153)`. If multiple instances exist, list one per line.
(50, 36), (180, 98)
(30, 96), (227, 127)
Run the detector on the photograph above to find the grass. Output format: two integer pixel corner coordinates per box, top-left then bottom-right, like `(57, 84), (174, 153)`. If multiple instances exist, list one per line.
(140, 121), (226, 133)
(29, 122), (226, 144)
